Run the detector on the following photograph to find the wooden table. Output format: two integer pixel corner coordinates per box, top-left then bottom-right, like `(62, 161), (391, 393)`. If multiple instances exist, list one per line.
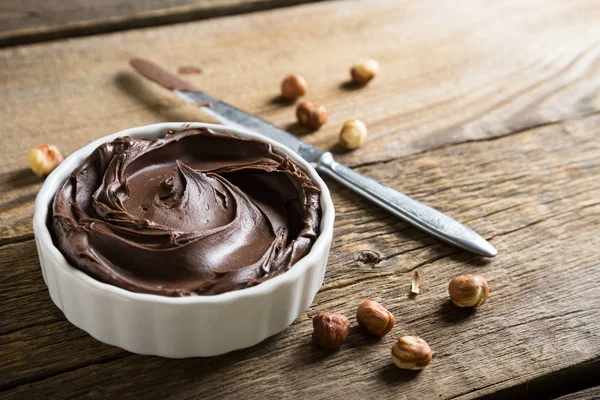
(1, 0), (599, 398)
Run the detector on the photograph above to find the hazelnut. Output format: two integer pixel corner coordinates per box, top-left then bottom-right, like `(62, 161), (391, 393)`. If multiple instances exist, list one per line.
(27, 144), (64, 178)
(448, 274), (489, 307)
(312, 312), (350, 350)
(296, 101), (327, 130)
(339, 118), (367, 149)
(356, 299), (395, 336)
(391, 336), (432, 370)
(350, 59), (379, 85)
(281, 74), (307, 100)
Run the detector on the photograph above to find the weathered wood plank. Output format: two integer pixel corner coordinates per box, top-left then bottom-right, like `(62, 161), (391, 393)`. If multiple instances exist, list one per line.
(0, 0), (327, 47)
(0, 241), (61, 335)
(0, 169), (39, 244)
(2, 0), (600, 181)
(2, 0), (600, 398)
(2, 114), (599, 398)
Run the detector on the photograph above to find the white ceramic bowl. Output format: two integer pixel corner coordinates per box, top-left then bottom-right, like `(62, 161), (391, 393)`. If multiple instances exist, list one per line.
(33, 122), (334, 358)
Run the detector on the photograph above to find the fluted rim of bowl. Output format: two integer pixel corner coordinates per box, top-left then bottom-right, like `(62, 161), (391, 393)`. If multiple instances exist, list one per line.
(33, 122), (335, 305)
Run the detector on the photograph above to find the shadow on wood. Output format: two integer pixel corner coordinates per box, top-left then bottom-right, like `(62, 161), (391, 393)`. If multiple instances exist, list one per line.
(115, 71), (213, 123)
(378, 363), (421, 386)
(0, 168), (39, 191)
(338, 81), (363, 92)
(344, 324), (383, 349)
(328, 142), (353, 155)
(437, 300), (477, 324)
(269, 95), (296, 107)
(291, 337), (344, 365)
(282, 121), (319, 137)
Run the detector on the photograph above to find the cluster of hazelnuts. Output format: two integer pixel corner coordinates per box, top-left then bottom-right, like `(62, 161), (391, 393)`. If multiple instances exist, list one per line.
(280, 59), (379, 150)
(27, 60), (379, 178)
(312, 273), (489, 370)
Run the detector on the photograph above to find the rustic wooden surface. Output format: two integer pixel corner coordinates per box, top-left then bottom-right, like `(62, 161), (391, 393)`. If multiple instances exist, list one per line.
(0, 0), (326, 46)
(1, 0), (600, 398)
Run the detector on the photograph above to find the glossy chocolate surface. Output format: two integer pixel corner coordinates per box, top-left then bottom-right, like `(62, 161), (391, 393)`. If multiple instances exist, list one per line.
(51, 128), (321, 296)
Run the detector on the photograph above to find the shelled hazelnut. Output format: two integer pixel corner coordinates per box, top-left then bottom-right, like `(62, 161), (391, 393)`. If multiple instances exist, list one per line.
(27, 144), (64, 178)
(281, 74), (307, 100)
(350, 59), (379, 85)
(312, 312), (350, 350)
(391, 336), (432, 370)
(296, 101), (327, 130)
(448, 274), (489, 307)
(339, 118), (367, 149)
(356, 300), (395, 337)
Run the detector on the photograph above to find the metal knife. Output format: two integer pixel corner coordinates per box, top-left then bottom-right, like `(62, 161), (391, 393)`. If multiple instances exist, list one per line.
(130, 58), (497, 257)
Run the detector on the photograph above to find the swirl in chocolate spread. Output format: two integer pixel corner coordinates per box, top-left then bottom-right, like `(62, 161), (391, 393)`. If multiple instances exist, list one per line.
(51, 128), (321, 296)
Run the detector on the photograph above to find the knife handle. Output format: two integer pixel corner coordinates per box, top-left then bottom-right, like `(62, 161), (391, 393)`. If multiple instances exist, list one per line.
(316, 153), (497, 257)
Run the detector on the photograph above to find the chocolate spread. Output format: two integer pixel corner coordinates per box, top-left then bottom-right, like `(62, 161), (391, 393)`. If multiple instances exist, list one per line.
(51, 128), (321, 296)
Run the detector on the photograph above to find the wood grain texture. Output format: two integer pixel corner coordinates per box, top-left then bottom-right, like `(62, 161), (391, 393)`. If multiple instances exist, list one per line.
(2, 115), (600, 398)
(2, 0), (600, 244)
(1, 0), (600, 398)
(0, 0), (327, 46)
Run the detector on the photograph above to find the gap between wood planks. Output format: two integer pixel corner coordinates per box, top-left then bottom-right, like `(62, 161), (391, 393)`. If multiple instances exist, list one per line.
(472, 358), (600, 400)
(0, 353), (130, 392)
(0, 233), (35, 248)
(0, 0), (332, 47)
(555, 385), (600, 400)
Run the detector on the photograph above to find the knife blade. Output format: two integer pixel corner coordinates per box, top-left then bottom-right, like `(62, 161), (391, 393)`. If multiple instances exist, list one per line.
(130, 58), (497, 257)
